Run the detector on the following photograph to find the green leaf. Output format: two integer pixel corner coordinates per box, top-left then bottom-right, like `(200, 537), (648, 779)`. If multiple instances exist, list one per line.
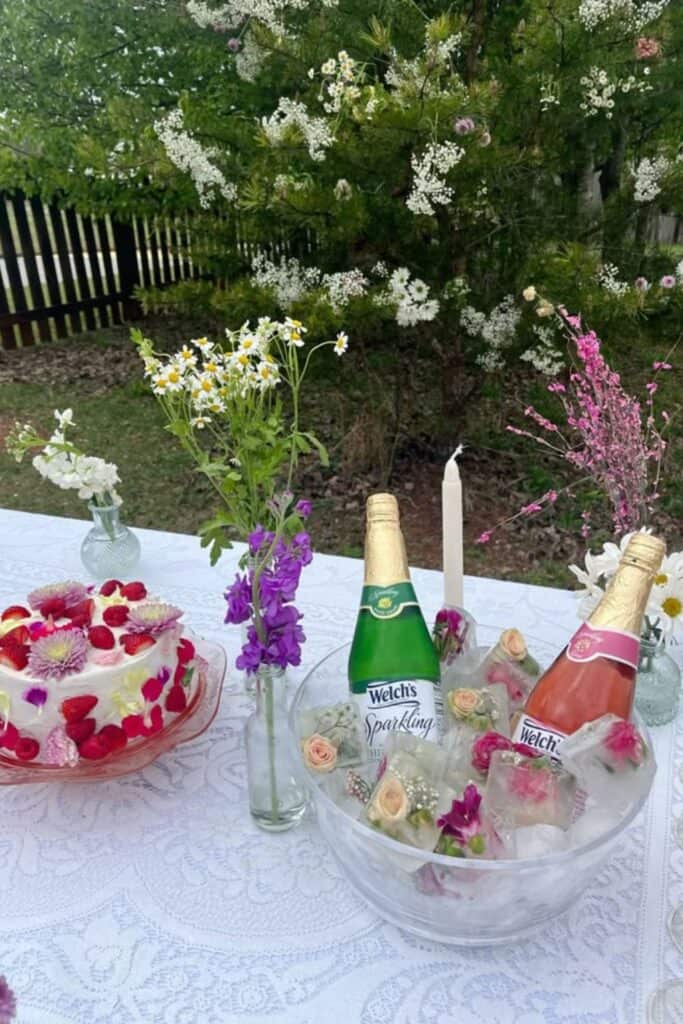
(302, 432), (329, 468)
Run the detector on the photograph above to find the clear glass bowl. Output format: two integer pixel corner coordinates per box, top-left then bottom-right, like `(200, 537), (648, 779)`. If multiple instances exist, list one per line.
(289, 629), (653, 947)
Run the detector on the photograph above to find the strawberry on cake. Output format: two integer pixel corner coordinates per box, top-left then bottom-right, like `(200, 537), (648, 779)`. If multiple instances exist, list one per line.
(0, 579), (199, 765)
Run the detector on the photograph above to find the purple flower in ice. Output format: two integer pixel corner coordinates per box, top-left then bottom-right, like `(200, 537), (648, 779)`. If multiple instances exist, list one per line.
(0, 976), (16, 1023)
(454, 116), (475, 135)
(437, 784), (483, 845)
(634, 276), (649, 291)
(23, 686), (48, 709)
(126, 602), (183, 635)
(660, 275), (675, 289)
(27, 628), (88, 680)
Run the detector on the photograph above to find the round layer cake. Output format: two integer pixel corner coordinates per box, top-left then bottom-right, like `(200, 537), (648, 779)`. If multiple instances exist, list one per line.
(0, 579), (198, 765)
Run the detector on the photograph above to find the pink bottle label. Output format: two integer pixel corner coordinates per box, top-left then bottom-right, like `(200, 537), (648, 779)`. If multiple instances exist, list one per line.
(566, 622), (639, 671)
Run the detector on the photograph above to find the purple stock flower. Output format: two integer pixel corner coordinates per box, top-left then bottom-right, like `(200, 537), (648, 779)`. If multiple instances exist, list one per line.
(0, 976), (16, 1023)
(248, 525), (275, 557)
(229, 527), (312, 673)
(227, 37), (241, 52)
(295, 499), (312, 519)
(224, 573), (252, 625)
(660, 275), (675, 289)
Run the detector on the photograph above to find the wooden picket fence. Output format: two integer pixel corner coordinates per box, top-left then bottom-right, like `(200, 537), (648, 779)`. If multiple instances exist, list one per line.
(0, 191), (200, 349)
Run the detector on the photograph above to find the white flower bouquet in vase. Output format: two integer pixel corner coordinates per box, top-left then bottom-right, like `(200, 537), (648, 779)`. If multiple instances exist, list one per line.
(6, 409), (140, 578)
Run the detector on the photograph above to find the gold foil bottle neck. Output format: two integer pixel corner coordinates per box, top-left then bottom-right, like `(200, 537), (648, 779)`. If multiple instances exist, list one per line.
(589, 532), (665, 635)
(366, 493), (399, 524)
(618, 533), (666, 572)
(364, 493), (410, 586)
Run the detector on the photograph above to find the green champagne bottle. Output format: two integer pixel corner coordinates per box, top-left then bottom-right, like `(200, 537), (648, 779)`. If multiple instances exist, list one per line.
(348, 493), (442, 761)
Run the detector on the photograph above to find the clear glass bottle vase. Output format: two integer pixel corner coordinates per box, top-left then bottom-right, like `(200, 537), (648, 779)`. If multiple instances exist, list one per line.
(244, 666), (307, 832)
(634, 636), (681, 726)
(80, 503), (141, 580)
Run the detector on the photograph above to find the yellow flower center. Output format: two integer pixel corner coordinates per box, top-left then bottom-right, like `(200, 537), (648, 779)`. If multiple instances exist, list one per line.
(204, 361), (218, 373)
(654, 573), (669, 586)
(237, 354), (249, 367)
(168, 370), (181, 383)
(662, 597), (682, 620)
(201, 380), (213, 392)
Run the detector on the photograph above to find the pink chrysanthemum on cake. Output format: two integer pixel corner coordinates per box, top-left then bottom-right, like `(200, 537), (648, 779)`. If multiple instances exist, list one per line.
(126, 602), (182, 635)
(27, 628), (88, 680)
(27, 581), (87, 616)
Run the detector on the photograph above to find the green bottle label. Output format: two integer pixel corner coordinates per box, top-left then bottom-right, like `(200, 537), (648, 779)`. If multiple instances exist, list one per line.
(360, 582), (419, 620)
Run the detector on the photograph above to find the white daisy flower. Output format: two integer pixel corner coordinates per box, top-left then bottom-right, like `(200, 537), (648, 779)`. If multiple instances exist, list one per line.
(334, 332), (349, 357)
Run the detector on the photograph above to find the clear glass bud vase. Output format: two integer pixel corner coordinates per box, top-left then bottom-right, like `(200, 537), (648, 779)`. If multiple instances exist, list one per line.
(244, 666), (307, 832)
(634, 636), (681, 726)
(80, 503), (141, 580)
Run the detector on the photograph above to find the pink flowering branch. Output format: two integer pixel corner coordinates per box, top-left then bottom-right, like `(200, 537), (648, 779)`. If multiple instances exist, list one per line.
(479, 309), (674, 543)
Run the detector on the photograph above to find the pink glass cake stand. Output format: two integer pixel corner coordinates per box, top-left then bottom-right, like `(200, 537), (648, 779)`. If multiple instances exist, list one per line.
(0, 634), (226, 785)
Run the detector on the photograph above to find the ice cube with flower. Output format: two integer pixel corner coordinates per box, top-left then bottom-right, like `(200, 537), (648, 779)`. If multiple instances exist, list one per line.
(484, 749), (577, 831)
(299, 700), (366, 771)
(558, 714), (655, 813)
(365, 733), (452, 851)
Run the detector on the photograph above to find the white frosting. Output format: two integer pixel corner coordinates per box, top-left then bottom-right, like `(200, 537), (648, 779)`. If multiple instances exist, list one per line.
(0, 590), (192, 762)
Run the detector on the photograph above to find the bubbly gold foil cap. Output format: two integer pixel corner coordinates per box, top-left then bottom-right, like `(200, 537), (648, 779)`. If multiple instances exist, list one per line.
(366, 493), (400, 523)
(621, 533), (666, 572)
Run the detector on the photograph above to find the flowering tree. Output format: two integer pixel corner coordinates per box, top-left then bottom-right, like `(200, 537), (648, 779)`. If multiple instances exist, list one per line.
(1, 1), (681, 398)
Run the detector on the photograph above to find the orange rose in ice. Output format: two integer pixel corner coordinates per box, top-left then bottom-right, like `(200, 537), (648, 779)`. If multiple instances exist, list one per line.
(302, 733), (338, 773)
(370, 774), (410, 826)
(448, 688), (481, 719)
(499, 628), (527, 661)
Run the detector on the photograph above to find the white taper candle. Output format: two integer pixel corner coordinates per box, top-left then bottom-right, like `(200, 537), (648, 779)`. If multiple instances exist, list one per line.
(442, 448), (464, 608)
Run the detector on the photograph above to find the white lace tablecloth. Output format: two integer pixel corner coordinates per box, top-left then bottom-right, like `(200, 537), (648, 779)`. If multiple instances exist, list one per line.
(0, 509), (680, 1024)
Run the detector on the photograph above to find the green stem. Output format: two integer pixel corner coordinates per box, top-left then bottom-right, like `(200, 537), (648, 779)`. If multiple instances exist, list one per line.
(264, 673), (279, 824)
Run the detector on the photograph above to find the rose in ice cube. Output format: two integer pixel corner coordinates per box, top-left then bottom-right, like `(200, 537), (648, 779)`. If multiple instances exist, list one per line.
(484, 750), (576, 830)
(559, 713), (655, 813)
